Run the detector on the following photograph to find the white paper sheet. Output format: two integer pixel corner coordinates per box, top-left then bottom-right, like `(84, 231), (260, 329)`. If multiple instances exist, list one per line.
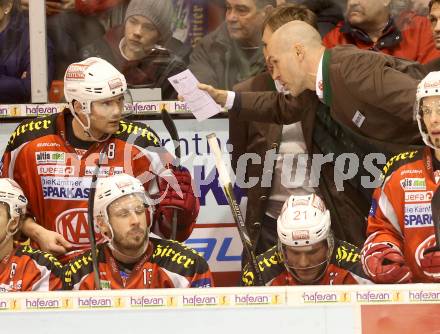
(168, 69), (222, 121)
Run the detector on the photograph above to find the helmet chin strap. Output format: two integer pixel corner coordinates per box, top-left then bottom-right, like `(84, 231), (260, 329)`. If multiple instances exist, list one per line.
(71, 106), (111, 143)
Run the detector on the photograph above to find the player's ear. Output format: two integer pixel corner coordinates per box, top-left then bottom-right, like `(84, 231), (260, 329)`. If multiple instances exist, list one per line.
(97, 217), (111, 239)
(8, 217), (20, 236)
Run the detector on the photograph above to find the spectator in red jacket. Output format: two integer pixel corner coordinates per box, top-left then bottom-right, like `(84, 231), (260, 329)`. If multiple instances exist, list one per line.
(323, 0), (440, 64)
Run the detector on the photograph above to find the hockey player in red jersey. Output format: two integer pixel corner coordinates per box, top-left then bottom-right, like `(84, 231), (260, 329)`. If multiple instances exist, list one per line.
(0, 178), (63, 291)
(1, 57), (199, 262)
(242, 194), (371, 286)
(62, 173), (213, 290)
(362, 71), (440, 283)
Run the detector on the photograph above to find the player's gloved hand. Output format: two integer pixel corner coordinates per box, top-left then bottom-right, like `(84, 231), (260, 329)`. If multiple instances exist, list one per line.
(158, 166), (197, 212)
(361, 243), (412, 283)
(420, 250), (440, 279)
(156, 166), (199, 240)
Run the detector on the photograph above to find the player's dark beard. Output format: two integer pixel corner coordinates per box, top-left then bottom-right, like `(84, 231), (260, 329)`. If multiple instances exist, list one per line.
(113, 227), (148, 252)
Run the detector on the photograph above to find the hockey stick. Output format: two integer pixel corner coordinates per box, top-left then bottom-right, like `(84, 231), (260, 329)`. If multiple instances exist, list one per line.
(87, 148), (107, 290)
(425, 187), (440, 254)
(206, 133), (264, 286)
(161, 105), (181, 240)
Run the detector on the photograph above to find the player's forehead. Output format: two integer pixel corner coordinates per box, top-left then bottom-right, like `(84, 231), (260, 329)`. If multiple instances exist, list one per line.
(109, 194), (144, 210)
(422, 95), (440, 108)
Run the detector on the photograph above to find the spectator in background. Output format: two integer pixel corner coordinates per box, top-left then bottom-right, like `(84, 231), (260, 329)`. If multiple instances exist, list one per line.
(323, 0), (440, 64)
(33, 0), (130, 79)
(429, 0), (440, 49)
(413, 0), (430, 15)
(189, 0), (276, 89)
(0, 0), (54, 103)
(80, 0), (186, 99)
(287, 0), (344, 36)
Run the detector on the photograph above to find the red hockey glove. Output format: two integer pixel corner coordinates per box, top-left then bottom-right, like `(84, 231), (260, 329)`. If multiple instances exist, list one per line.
(361, 243), (412, 283)
(158, 166), (197, 211)
(155, 166), (199, 240)
(420, 250), (440, 279)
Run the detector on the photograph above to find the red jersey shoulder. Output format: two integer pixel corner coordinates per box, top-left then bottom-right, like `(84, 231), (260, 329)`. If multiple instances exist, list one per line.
(15, 245), (64, 274)
(150, 238), (210, 277)
(380, 149), (423, 181)
(5, 114), (58, 152)
(242, 245), (284, 286)
(114, 120), (161, 148)
(331, 239), (368, 279)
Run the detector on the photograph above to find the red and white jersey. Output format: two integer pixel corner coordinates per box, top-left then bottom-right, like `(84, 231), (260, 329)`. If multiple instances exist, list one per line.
(0, 245), (63, 292)
(242, 240), (372, 286)
(62, 238), (214, 290)
(1, 110), (197, 261)
(365, 147), (439, 282)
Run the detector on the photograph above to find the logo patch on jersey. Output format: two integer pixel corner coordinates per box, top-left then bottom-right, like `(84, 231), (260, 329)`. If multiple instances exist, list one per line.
(404, 191), (433, 203)
(35, 151), (66, 164)
(84, 166), (123, 177)
(55, 208), (102, 246)
(400, 178), (426, 191)
(41, 177), (91, 200)
(404, 203), (433, 228)
(190, 278), (212, 288)
(37, 165), (75, 176)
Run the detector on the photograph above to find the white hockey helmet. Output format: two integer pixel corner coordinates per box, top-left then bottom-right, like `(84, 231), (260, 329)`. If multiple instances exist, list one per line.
(0, 178), (27, 221)
(277, 194), (331, 247)
(94, 173), (152, 230)
(64, 57), (130, 115)
(414, 71), (440, 149)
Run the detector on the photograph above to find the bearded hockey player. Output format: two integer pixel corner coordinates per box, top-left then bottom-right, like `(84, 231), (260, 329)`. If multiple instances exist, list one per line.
(62, 173), (213, 290)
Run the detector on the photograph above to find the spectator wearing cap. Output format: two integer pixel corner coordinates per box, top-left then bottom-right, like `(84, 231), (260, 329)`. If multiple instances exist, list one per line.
(80, 0), (185, 99)
(323, 0), (440, 64)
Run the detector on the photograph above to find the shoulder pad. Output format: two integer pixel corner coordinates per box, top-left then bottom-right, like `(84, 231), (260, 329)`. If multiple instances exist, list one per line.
(242, 246), (284, 286)
(62, 245), (106, 289)
(16, 245), (63, 274)
(5, 114), (57, 152)
(381, 149), (422, 179)
(114, 120), (161, 148)
(150, 238), (209, 276)
(331, 239), (368, 278)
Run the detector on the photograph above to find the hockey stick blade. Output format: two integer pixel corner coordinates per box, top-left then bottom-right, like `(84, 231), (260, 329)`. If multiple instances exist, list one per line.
(206, 133), (264, 286)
